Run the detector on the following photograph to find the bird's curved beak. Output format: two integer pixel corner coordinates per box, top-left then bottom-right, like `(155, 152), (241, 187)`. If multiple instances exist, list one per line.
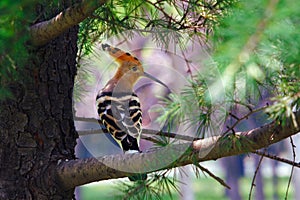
(144, 72), (170, 90)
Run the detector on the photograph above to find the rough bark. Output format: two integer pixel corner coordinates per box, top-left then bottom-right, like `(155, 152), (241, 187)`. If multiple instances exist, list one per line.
(0, 2), (78, 199)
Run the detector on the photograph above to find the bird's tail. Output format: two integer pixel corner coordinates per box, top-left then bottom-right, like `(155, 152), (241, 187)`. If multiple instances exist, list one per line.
(124, 150), (140, 154)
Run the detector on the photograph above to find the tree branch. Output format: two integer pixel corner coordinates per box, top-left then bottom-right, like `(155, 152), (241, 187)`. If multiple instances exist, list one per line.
(29, 0), (108, 46)
(56, 111), (300, 190)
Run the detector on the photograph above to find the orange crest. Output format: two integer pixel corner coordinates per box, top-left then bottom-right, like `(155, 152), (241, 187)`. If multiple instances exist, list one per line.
(102, 44), (141, 65)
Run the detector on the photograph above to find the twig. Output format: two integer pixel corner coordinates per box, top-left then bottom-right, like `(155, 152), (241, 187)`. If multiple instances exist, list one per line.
(77, 128), (200, 142)
(75, 116), (201, 141)
(194, 163), (231, 189)
(143, 129), (200, 141)
(180, 47), (194, 80)
(253, 150), (300, 168)
(228, 112), (240, 120)
(233, 100), (255, 112)
(223, 105), (268, 136)
(249, 149), (265, 200)
(145, 0), (178, 26)
(285, 137), (296, 200)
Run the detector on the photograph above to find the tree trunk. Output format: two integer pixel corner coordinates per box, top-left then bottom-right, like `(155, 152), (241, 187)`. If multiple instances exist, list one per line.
(0, 3), (78, 198)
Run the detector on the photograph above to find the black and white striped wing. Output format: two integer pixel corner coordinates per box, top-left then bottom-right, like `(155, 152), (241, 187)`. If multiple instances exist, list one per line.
(96, 92), (142, 151)
(124, 94), (142, 138)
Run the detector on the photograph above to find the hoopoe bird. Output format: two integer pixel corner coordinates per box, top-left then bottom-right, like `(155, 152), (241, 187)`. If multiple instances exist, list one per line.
(96, 43), (168, 155)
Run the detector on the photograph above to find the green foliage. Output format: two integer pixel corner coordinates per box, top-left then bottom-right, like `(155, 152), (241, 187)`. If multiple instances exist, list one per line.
(152, 133), (172, 147)
(156, 0), (300, 136)
(0, 0), (36, 99)
(81, 176), (294, 200)
(77, 0), (235, 56)
(0, 0), (71, 99)
(210, 0), (300, 123)
(157, 78), (215, 138)
(115, 171), (181, 200)
(266, 93), (300, 127)
(76, 0), (300, 199)
(219, 132), (257, 153)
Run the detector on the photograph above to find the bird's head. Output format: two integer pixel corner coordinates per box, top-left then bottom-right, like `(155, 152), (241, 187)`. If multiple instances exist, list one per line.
(102, 44), (169, 92)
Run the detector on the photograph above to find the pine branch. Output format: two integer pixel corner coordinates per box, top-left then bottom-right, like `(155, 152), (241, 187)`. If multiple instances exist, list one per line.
(29, 0), (108, 46)
(55, 111), (300, 190)
(223, 105), (269, 136)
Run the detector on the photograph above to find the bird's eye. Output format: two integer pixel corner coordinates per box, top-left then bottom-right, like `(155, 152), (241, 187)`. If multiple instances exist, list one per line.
(131, 66), (138, 71)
